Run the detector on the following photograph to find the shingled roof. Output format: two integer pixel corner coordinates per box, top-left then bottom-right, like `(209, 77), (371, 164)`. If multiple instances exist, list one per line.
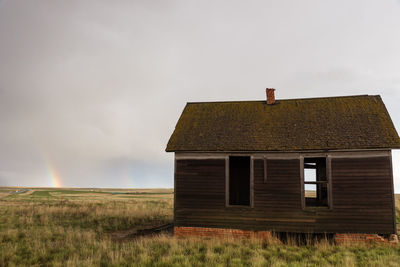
(166, 95), (400, 152)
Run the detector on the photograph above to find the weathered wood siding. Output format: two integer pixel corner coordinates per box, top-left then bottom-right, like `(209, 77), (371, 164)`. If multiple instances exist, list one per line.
(174, 155), (396, 234)
(329, 156), (395, 234)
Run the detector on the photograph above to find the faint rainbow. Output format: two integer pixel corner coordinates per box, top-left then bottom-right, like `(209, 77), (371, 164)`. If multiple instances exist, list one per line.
(43, 158), (63, 188)
(49, 166), (63, 188)
(36, 144), (64, 188)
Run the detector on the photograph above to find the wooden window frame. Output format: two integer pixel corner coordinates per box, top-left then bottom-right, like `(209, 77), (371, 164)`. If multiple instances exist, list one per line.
(225, 155), (254, 208)
(300, 155), (332, 210)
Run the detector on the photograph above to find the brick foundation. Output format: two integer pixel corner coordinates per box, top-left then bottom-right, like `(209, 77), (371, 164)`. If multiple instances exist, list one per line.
(174, 226), (272, 240)
(334, 233), (398, 244)
(175, 227), (399, 245)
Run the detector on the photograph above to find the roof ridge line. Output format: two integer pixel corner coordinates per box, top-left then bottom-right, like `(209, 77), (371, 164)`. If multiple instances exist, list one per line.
(186, 94), (374, 104)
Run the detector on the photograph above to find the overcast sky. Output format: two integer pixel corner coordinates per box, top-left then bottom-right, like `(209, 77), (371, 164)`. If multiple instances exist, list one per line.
(1, 0), (400, 191)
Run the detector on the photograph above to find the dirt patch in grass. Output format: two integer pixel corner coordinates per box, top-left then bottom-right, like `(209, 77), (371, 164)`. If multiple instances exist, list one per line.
(110, 223), (173, 241)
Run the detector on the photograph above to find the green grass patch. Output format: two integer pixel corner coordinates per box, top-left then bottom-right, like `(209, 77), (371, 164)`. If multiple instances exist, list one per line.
(0, 189), (13, 192)
(31, 191), (51, 197)
(118, 196), (172, 199)
(52, 190), (108, 194)
(111, 192), (172, 195)
(29, 190), (110, 198)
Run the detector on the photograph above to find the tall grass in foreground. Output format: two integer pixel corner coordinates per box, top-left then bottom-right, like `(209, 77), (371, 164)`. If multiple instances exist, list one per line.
(0, 192), (399, 266)
(0, 198), (172, 232)
(2, 231), (400, 266)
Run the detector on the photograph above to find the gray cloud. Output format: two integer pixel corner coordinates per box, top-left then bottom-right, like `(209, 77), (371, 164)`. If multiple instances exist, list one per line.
(1, 0), (400, 190)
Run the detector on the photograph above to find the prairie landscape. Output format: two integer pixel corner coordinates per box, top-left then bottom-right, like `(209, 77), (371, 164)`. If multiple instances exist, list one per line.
(0, 188), (399, 266)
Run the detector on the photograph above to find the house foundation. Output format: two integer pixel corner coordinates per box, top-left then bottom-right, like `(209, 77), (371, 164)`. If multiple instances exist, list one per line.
(174, 226), (272, 239)
(175, 227), (399, 245)
(334, 233), (398, 244)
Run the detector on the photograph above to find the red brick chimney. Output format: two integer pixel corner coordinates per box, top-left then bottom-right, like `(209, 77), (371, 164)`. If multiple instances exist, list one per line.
(266, 88), (276, 105)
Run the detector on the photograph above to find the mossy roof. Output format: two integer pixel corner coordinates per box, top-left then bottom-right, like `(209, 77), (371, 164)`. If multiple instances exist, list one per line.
(166, 95), (400, 152)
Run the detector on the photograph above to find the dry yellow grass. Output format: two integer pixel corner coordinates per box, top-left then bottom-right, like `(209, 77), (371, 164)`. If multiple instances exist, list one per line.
(0, 188), (399, 266)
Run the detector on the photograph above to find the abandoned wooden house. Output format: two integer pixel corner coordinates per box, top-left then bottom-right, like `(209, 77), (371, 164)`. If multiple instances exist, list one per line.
(166, 89), (400, 238)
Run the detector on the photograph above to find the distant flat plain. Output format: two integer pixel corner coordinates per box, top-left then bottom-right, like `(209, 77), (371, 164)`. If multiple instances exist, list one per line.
(0, 187), (399, 266)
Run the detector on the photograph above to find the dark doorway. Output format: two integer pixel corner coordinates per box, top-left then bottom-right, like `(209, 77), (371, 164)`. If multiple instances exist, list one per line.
(229, 156), (250, 206)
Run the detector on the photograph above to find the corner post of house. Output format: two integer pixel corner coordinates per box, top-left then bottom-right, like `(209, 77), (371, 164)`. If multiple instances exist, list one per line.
(300, 155), (305, 210)
(327, 154), (333, 210)
(250, 155), (254, 208)
(225, 156), (229, 207)
(173, 153), (177, 225)
(389, 150), (397, 234)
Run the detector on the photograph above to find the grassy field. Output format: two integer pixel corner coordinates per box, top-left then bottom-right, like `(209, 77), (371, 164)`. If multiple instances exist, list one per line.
(0, 188), (399, 266)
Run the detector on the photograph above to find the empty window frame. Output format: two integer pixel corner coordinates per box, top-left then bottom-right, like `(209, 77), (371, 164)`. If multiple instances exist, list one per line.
(228, 156), (251, 206)
(304, 157), (329, 207)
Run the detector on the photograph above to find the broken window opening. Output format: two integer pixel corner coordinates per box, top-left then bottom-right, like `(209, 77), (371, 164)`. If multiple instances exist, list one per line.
(229, 156), (250, 206)
(304, 158), (328, 207)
